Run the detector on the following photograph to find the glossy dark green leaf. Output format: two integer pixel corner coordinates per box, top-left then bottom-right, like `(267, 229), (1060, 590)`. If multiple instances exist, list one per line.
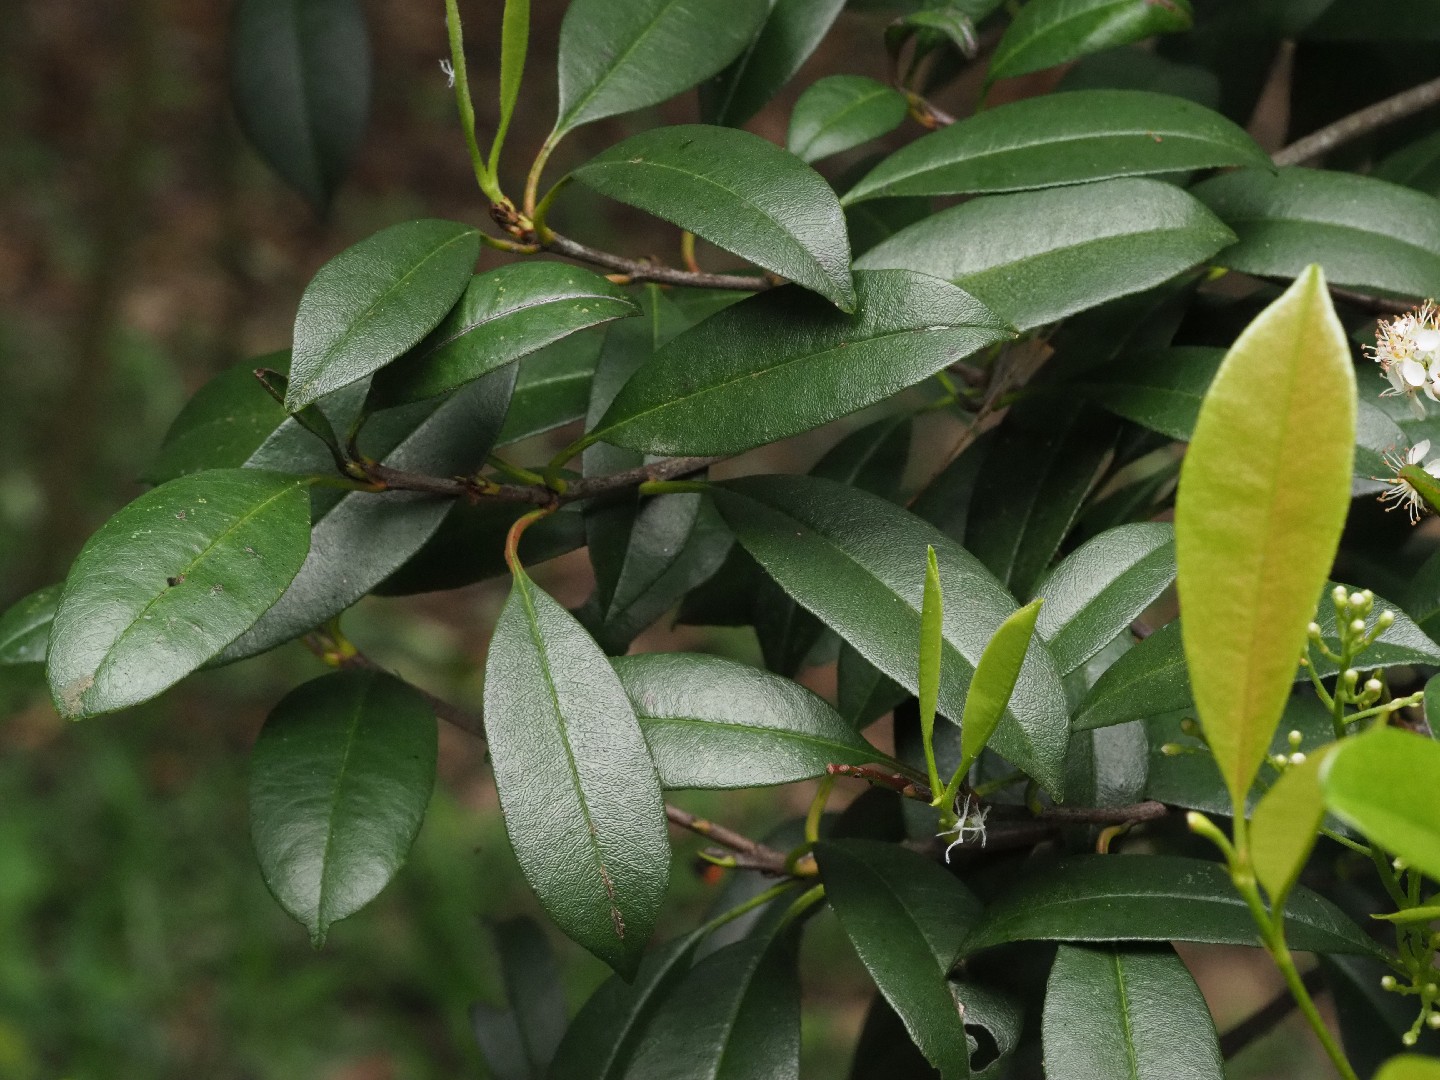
(989, 0), (1194, 82)
(1322, 727), (1440, 881)
(623, 930), (801, 1080)
(965, 399), (1119, 598)
(221, 367), (515, 660)
(1353, 400), (1409, 498)
(613, 652), (884, 788)
(1193, 168), (1440, 300)
(713, 474), (1072, 796)
(145, 355), (292, 483)
(1073, 620), (1188, 731)
(229, 0), (370, 210)
(845, 90), (1266, 204)
(591, 270), (1012, 456)
(846, 194), (935, 259)
(1375, 129), (1440, 199)
(47, 470), (311, 718)
(473, 916), (568, 1080)
(0, 584), (61, 667)
(850, 993), (943, 1080)
(496, 329), (603, 446)
(962, 855), (1383, 958)
(285, 219), (480, 410)
(1035, 523), (1175, 676)
(369, 263), (636, 407)
(857, 178), (1234, 331)
(818, 840), (982, 1079)
(571, 126), (855, 311)
(545, 931), (705, 1080)
(552, 0), (770, 137)
(248, 669), (436, 945)
(1079, 346), (1223, 441)
(702, 0), (847, 128)
(787, 76), (910, 165)
(1042, 944), (1223, 1080)
(1404, 547), (1440, 644)
(483, 568), (668, 977)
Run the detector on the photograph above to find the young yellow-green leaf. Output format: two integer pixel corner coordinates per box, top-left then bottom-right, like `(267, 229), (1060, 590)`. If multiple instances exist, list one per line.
(489, 0), (530, 175)
(1250, 746), (1331, 909)
(553, 0), (769, 138)
(285, 219), (480, 410)
(1174, 266), (1356, 811)
(989, 0), (1194, 83)
(919, 546), (944, 793)
(856, 178), (1234, 331)
(701, 0), (847, 128)
(483, 567), (669, 978)
(230, 0), (370, 210)
(1378, 1057), (1440, 1080)
(612, 652), (885, 789)
(0, 584), (61, 666)
(817, 840), (983, 1080)
(959, 599), (1044, 777)
(47, 470), (311, 718)
(845, 90), (1267, 204)
(248, 669), (436, 945)
(1321, 727), (1440, 881)
(368, 263), (636, 407)
(590, 270), (1012, 456)
(787, 76), (909, 165)
(1042, 944), (1223, 1080)
(570, 126), (855, 311)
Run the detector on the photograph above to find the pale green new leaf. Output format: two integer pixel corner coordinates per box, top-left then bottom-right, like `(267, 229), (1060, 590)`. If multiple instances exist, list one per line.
(1251, 746), (1331, 909)
(919, 545), (944, 791)
(1322, 727), (1440, 882)
(960, 599), (1044, 777)
(1174, 266), (1356, 811)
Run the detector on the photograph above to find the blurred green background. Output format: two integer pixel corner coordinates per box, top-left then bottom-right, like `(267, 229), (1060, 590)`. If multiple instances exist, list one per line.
(0, 2), (1344, 1077)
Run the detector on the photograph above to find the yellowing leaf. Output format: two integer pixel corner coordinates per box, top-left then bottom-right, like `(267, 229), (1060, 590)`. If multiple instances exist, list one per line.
(1175, 265), (1355, 811)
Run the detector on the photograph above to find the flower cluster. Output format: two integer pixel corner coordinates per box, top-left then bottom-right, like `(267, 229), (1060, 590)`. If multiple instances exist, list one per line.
(1379, 439), (1440, 523)
(1370, 301), (1440, 419)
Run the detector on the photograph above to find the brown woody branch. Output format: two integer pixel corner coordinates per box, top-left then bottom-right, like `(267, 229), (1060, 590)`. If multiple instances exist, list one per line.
(1273, 74), (1440, 167)
(543, 233), (775, 292)
(362, 454), (723, 506)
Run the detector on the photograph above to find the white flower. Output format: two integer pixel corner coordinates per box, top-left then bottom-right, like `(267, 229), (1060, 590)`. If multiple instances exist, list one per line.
(1378, 439), (1440, 523)
(1371, 302), (1440, 419)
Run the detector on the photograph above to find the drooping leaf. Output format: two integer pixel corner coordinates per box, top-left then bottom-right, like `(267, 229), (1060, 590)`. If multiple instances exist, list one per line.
(1079, 346), (1224, 441)
(229, 0), (370, 209)
(0, 584), (61, 666)
(552, 0), (770, 138)
(1251, 747), (1331, 908)
(787, 76), (910, 165)
(47, 470), (311, 718)
(369, 263), (637, 407)
(817, 840), (983, 1079)
(285, 219), (480, 410)
(712, 474), (1072, 796)
(959, 599), (1045, 777)
(1034, 523), (1175, 677)
(989, 0), (1195, 83)
(570, 126), (855, 311)
(472, 915), (568, 1080)
(221, 367), (515, 660)
(1042, 944), (1223, 1080)
(591, 270), (1012, 456)
(962, 854), (1382, 958)
(483, 567), (669, 977)
(615, 652), (884, 788)
(702, 0), (848, 128)
(622, 929), (802, 1080)
(248, 668), (436, 945)
(1174, 267), (1357, 810)
(965, 399), (1120, 598)
(857, 178), (1235, 330)
(145, 355), (293, 483)
(1322, 727), (1440, 881)
(845, 90), (1267, 204)
(545, 931), (706, 1080)
(1193, 168), (1440, 300)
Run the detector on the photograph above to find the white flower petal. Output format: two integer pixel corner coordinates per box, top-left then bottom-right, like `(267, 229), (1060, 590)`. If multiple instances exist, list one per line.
(1411, 439), (1432, 464)
(1400, 359), (1428, 387)
(1412, 395), (1429, 420)
(1388, 365), (1407, 392)
(1425, 460), (1440, 479)
(1416, 328), (1440, 353)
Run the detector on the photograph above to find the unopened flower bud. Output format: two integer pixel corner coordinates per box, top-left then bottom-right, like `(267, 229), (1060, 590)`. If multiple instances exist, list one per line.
(1350, 591), (1368, 611)
(1395, 857), (1408, 872)
(1405, 1030), (1419, 1046)
(1288, 730), (1304, 748)
(1428, 1012), (1440, 1029)
(1272, 753), (1289, 769)
(1383, 975), (1399, 991)
(1377, 610), (1397, 631)
(1160, 743), (1184, 757)
(1350, 618), (1367, 635)
(1290, 752), (1307, 766)
(1344, 669), (1360, 687)
(1333, 585), (1349, 608)
(1366, 679), (1383, 696)
(1307, 621), (1323, 640)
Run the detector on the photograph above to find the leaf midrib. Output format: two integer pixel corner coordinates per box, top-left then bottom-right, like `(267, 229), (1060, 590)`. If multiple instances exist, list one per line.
(999, 1), (1167, 74)
(1110, 951), (1144, 1080)
(1217, 215), (1440, 270)
(638, 712), (874, 760)
(557, 0), (690, 133)
(803, 84), (897, 161)
(315, 678), (368, 934)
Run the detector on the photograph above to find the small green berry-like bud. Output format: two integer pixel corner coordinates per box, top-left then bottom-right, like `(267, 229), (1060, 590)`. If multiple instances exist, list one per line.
(1395, 857), (1408, 872)
(1307, 621), (1322, 640)
(1382, 975), (1399, 991)
(1365, 678), (1383, 695)
(1333, 585), (1349, 608)
(1289, 752), (1307, 766)
(1428, 1012), (1440, 1030)
(1377, 610), (1396, 631)
(1288, 730), (1304, 748)
(1344, 668), (1360, 687)
(1405, 1030), (1419, 1047)
(1272, 753), (1289, 769)
(1350, 591), (1368, 611)
(1349, 618), (1367, 635)
(1160, 743), (1184, 757)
